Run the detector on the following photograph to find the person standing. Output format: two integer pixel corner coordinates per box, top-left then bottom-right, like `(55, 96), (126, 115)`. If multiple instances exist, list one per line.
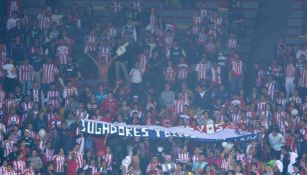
(268, 128), (285, 159)
(229, 53), (243, 94)
(2, 58), (18, 92)
(298, 62), (307, 98)
(284, 58), (297, 99)
(18, 59), (34, 95)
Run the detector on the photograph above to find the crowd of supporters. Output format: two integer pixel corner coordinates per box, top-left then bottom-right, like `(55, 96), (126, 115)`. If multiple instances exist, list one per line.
(0, 0), (306, 174)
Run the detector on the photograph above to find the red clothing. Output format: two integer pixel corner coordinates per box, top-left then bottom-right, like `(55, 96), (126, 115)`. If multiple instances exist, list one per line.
(67, 160), (78, 175)
(101, 99), (117, 115)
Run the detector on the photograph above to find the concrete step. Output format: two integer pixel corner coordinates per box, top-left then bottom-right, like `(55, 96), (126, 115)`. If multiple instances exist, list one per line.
(285, 36), (307, 44)
(288, 18), (303, 27)
(287, 27), (303, 35)
(289, 11), (303, 18)
(291, 1), (303, 9)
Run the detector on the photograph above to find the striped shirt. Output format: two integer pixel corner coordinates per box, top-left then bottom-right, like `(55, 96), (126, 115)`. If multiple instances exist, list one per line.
(41, 64), (59, 84)
(285, 63), (296, 78)
(18, 64), (34, 81)
(13, 160), (25, 175)
(53, 155), (65, 173)
(231, 60), (243, 76)
(299, 69), (307, 88)
(177, 64), (189, 80)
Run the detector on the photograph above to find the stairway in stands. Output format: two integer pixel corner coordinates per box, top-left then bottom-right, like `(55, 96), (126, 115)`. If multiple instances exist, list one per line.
(249, 0), (290, 65)
(286, 0), (307, 45)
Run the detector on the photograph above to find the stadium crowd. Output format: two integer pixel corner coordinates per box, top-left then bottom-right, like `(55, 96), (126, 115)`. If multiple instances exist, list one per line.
(0, 0), (306, 175)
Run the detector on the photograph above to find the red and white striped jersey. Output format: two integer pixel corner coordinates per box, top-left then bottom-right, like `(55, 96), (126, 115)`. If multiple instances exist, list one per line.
(164, 36), (174, 48)
(18, 64), (34, 81)
(21, 168), (35, 175)
(113, 1), (122, 13)
(3, 169), (17, 175)
(227, 39), (238, 50)
(13, 160), (25, 175)
(300, 127), (307, 141)
(44, 148), (54, 162)
(299, 69), (307, 88)
(176, 152), (190, 163)
(3, 99), (18, 114)
(146, 162), (161, 174)
(29, 47), (44, 56)
(177, 64), (189, 80)
(211, 66), (222, 85)
(221, 158), (231, 170)
(290, 96), (302, 104)
(56, 45), (70, 65)
(31, 89), (40, 103)
(205, 42), (216, 54)
(246, 110), (256, 119)
(195, 63), (208, 80)
(7, 115), (21, 126)
(193, 16), (202, 25)
(63, 87), (78, 99)
(138, 53), (148, 72)
(276, 98), (287, 107)
(73, 151), (84, 169)
(47, 90), (60, 108)
(285, 63), (296, 78)
(231, 60), (243, 76)
(97, 45), (111, 64)
(256, 69), (266, 87)
(192, 25), (200, 35)
(257, 101), (267, 114)
(8, 0), (20, 18)
(164, 66), (176, 82)
(0, 90), (6, 107)
(21, 101), (33, 112)
(103, 153), (112, 170)
(53, 155), (65, 173)
(132, 1), (142, 12)
(0, 166), (7, 175)
(173, 100), (185, 115)
(84, 35), (96, 53)
(273, 111), (286, 129)
(231, 113), (241, 125)
(3, 140), (14, 156)
(76, 110), (89, 119)
(197, 32), (206, 45)
(37, 13), (51, 29)
(149, 14), (157, 28)
(41, 64), (59, 84)
(265, 82), (276, 100)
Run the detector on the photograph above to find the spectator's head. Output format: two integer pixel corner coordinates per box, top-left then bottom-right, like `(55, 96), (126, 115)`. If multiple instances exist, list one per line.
(31, 149), (37, 157)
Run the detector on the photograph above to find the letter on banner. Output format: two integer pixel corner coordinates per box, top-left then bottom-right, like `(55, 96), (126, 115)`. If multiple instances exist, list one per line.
(126, 127), (133, 137)
(215, 124), (223, 132)
(206, 124), (215, 134)
(81, 120), (86, 132)
(111, 125), (118, 134)
(133, 128), (140, 137)
(95, 123), (102, 135)
(141, 128), (149, 137)
(164, 131), (171, 137)
(118, 126), (125, 136)
(155, 129), (161, 137)
(88, 121), (95, 134)
(102, 123), (110, 134)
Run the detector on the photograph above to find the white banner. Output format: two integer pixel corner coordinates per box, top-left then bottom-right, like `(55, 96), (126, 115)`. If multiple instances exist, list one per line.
(81, 119), (258, 142)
